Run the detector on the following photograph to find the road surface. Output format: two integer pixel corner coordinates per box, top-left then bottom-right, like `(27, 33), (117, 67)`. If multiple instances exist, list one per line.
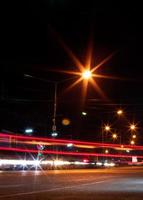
(0, 167), (143, 200)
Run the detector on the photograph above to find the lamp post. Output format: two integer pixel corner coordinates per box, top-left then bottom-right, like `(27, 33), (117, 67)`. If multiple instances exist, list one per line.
(101, 124), (111, 144)
(24, 74), (80, 137)
(51, 82), (58, 137)
(101, 124), (111, 156)
(24, 74), (60, 137)
(24, 69), (93, 137)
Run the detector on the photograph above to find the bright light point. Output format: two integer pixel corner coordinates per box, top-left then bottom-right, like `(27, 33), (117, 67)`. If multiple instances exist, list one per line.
(130, 124), (136, 131)
(126, 150), (130, 153)
(82, 70), (92, 79)
(105, 149), (109, 154)
(51, 132), (58, 137)
(104, 125), (111, 131)
(132, 134), (137, 139)
(112, 134), (117, 139)
(25, 129), (33, 133)
(117, 109), (123, 115)
(82, 112), (87, 116)
(67, 143), (73, 147)
(130, 140), (135, 145)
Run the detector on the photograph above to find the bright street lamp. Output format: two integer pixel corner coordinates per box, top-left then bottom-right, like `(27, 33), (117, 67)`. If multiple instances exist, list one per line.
(112, 133), (117, 139)
(82, 111), (87, 116)
(105, 149), (109, 154)
(132, 134), (137, 139)
(117, 109), (123, 116)
(130, 140), (135, 145)
(104, 125), (111, 132)
(130, 124), (136, 131)
(82, 70), (92, 80)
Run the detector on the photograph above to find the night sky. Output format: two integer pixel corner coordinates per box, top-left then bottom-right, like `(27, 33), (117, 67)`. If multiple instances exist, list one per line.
(1, 1), (143, 144)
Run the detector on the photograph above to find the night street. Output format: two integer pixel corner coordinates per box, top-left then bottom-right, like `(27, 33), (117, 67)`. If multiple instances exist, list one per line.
(1, 1), (143, 200)
(0, 167), (143, 200)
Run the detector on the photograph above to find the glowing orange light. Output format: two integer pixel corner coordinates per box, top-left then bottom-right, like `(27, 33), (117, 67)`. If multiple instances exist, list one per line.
(112, 134), (117, 139)
(82, 70), (92, 80)
(104, 125), (111, 131)
(105, 149), (109, 154)
(130, 124), (136, 131)
(117, 109), (123, 115)
(132, 134), (136, 139)
(130, 140), (135, 145)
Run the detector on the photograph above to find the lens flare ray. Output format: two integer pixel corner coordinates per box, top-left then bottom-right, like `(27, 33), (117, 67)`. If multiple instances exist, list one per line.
(91, 52), (116, 72)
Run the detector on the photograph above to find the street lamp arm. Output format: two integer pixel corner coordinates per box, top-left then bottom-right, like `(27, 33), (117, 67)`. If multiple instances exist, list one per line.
(24, 74), (76, 85)
(24, 74), (57, 84)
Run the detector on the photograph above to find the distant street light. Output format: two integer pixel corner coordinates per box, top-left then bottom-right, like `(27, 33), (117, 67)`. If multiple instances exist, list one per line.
(104, 125), (111, 132)
(132, 134), (137, 139)
(82, 70), (92, 80)
(117, 109), (123, 116)
(130, 140), (135, 145)
(105, 149), (109, 154)
(112, 133), (117, 139)
(82, 112), (87, 116)
(130, 124), (136, 131)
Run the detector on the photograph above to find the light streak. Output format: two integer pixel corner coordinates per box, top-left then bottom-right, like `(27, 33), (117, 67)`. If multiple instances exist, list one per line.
(1, 147), (143, 159)
(1, 133), (143, 150)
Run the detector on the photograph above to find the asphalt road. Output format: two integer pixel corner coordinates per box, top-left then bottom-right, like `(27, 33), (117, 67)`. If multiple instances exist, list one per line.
(0, 167), (143, 200)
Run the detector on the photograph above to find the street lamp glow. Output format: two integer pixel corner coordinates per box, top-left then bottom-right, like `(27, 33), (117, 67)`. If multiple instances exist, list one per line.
(117, 109), (123, 115)
(130, 140), (135, 145)
(104, 125), (111, 132)
(130, 124), (136, 131)
(82, 70), (92, 80)
(82, 112), (87, 116)
(105, 149), (109, 154)
(112, 133), (117, 139)
(132, 134), (137, 139)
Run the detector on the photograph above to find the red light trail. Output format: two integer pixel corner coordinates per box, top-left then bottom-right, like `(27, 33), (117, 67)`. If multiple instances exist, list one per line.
(0, 146), (143, 159)
(1, 132), (143, 150)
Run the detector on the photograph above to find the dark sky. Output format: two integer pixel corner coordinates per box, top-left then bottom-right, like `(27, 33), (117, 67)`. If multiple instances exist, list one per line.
(0, 1), (143, 144)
